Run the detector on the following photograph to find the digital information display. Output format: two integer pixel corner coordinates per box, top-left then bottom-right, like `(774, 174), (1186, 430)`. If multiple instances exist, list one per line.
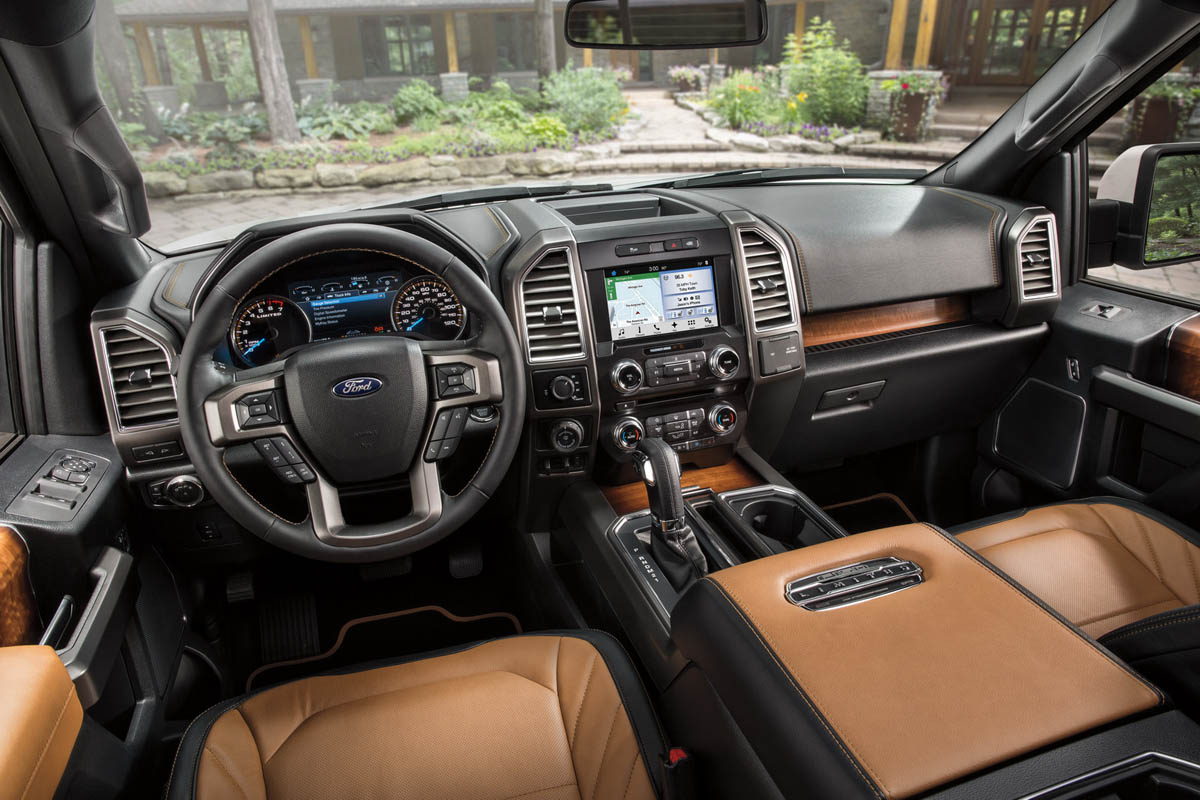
(287, 272), (401, 341)
(604, 260), (719, 341)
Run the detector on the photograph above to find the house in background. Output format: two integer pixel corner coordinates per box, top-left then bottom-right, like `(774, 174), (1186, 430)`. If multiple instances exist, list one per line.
(115, 0), (1119, 112)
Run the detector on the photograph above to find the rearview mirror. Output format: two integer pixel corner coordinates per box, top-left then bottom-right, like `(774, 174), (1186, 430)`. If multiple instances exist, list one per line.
(564, 0), (767, 49)
(1096, 142), (1200, 269)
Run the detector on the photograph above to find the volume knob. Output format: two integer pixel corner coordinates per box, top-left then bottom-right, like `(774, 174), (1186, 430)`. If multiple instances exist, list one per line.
(611, 360), (644, 395)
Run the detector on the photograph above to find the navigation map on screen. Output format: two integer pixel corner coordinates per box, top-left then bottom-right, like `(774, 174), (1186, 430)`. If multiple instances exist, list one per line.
(604, 260), (718, 341)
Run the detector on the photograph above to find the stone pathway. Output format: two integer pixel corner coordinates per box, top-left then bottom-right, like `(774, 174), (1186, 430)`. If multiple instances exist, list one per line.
(622, 88), (711, 143)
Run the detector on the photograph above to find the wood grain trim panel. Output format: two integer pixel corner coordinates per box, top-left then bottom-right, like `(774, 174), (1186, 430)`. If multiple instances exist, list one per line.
(802, 297), (971, 348)
(1167, 314), (1200, 401)
(601, 458), (762, 516)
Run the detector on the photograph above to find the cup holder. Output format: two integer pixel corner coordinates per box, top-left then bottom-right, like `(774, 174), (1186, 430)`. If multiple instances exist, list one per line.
(717, 487), (845, 555)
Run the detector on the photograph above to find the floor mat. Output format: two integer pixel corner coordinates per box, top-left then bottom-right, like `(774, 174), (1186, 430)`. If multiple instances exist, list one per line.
(822, 493), (917, 534)
(246, 605), (522, 691)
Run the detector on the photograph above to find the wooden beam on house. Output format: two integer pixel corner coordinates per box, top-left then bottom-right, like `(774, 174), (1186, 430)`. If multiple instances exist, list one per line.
(912, 0), (939, 67)
(884, 0), (911, 70)
(443, 11), (459, 73)
(298, 15), (319, 79)
(709, 48), (719, 65)
(132, 23), (161, 86)
(793, 1), (806, 41)
(582, 49), (593, 67)
(192, 25), (213, 82)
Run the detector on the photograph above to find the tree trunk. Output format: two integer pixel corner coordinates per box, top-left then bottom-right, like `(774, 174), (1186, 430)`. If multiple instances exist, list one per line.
(247, 0), (300, 142)
(534, 0), (557, 80)
(93, 0), (163, 137)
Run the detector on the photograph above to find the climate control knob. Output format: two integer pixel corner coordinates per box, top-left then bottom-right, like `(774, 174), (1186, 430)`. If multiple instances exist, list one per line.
(611, 360), (644, 395)
(709, 346), (741, 379)
(612, 417), (645, 452)
(708, 404), (738, 435)
(550, 419), (585, 454)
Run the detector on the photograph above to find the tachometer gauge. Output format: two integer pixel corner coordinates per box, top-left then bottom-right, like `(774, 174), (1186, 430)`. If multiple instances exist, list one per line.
(390, 278), (466, 339)
(230, 296), (312, 367)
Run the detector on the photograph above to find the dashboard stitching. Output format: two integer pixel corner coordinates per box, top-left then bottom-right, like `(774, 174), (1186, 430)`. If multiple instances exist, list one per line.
(483, 208), (512, 259)
(932, 189), (1001, 286)
(783, 227), (814, 310)
(221, 451), (308, 526)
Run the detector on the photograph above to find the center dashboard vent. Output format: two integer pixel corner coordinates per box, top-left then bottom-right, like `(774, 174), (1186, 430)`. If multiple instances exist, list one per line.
(519, 248), (585, 362)
(738, 228), (795, 331)
(1017, 215), (1059, 300)
(99, 327), (178, 429)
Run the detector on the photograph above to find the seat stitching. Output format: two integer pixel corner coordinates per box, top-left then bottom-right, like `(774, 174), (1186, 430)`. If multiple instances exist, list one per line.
(499, 782), (577, 800)
(585, 700), (623, 800)
(553, 638), (584, 800)
(1185, 541), (1200, 603)
(259, 669), (560, 766)
(620, 752), (641, 800)
(1103, 611), (1200, 644)
(569, 652), (598, 747)
(202, 746), (250, 800)
(1074, 599), (1180, 629)
(1133, 511), (1165, 584)
(18, 685), (74, 800)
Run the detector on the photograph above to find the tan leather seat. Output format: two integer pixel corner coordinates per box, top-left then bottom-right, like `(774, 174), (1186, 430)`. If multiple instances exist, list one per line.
(167, 632), (664, 800)
(0, 645), (83, 800)
(956, 500), (1200, 638)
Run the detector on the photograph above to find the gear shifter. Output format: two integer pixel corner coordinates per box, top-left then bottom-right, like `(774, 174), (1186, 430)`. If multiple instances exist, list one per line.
(633, 438), (708, 590)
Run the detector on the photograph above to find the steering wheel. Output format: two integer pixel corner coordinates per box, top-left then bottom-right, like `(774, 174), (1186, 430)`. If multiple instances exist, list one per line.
(177, 223), (525, 562)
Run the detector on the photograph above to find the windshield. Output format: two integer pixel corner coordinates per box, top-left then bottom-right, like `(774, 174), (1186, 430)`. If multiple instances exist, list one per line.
(103, 0), (1112, 252)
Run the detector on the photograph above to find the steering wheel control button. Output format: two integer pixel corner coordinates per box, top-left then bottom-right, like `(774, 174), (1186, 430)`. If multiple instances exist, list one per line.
(434, 363), (477, 399)
(611, 360), (644, 394)
(237, 390), (283, 429)
(253, 439), (289, 469)
(424, 407), (471, 462)
(271, 437), (305, 465)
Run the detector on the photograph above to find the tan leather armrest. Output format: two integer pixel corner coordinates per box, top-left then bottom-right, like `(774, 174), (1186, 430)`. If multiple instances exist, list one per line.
(0, 645), (82, 800)
(678, 524), (1163, 799)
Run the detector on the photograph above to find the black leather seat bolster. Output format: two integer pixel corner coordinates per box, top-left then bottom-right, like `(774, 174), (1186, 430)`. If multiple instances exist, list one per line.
(672, 580), (882, 800)
(1101, 606), (1200, 716)
(167, 630), (668, 800)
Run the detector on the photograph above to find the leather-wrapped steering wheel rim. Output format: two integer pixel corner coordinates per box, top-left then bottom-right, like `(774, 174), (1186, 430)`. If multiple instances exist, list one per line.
(177, 223), (525, 562)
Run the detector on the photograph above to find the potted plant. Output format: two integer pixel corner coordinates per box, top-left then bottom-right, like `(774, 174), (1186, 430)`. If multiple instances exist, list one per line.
(879, 72), (945, 142)
(1128, 76), (1200, 146)
(667, 65), (706, 93)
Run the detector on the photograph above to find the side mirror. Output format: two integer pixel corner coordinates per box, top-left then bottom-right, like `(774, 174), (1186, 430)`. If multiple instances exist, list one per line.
(1095, 143), (1200, 269)
(564, 0), (768, 50)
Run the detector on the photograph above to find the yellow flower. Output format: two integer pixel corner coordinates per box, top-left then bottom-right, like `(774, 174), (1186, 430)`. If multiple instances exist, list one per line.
(796, 92), (808, 103)
(787, 101), (797, 110)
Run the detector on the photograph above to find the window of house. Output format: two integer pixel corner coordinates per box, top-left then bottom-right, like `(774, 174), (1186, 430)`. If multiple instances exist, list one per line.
(1088, 56), (1200, 303)
(364, 15), (435, 76)
(494, 14), (535, 72)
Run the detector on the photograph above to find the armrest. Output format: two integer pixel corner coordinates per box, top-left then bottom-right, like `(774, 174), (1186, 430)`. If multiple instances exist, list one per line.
(672, 523), (1163, 799)
(0, 645), (82, 800)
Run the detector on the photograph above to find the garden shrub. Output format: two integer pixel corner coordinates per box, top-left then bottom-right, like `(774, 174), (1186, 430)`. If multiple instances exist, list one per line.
(543, 67), (627, 137)
(708, 71), (774, 130)
(391, 80), (445, 125)
(781, 22), (868, 127)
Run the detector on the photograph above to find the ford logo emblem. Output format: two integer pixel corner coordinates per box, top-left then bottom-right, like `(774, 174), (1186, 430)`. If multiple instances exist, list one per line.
(332, 377), (383, 398)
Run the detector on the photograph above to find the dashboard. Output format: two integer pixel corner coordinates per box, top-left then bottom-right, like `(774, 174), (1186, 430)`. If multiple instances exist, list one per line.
(224, 258), (466, 367)
(89, 185), (1059, 528)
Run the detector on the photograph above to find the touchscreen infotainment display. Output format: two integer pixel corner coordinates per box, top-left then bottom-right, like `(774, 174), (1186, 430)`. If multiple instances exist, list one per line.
(604, 259), (719, 341)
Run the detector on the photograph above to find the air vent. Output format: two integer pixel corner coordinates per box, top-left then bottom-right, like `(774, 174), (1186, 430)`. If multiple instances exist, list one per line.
(99, 327), (178, 429)
(1017, 216), (1059, 299)
(738, 228), (795, 331)
(519, 248), (585, 362)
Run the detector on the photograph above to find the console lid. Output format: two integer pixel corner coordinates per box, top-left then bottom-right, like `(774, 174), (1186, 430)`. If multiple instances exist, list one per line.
(672, 523), (1162, 799)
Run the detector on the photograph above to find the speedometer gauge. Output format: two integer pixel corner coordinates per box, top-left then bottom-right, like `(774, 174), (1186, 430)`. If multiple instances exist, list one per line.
(390, 278), (465, 339)
(231, 296), (312, 367)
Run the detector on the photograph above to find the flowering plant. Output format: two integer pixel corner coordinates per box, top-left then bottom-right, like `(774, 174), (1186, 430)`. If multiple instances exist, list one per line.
(667, 65), (705, 91)
(879, 72), (945, 95)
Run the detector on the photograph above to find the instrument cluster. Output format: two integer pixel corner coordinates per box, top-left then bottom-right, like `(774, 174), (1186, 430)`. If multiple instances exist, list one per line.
(228, 266), (466, 367)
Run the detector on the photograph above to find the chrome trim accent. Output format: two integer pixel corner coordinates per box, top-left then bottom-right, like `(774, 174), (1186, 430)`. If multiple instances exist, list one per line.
(785, 557), (923, 611)
(92, 320), (181, 434)
(708, 345), (740, 379)
(612, 417), (645, 451)
(610, 359), (644, 394)
(514, 244), (588, 364)
(731, 221), (801, 334)
(1014, 212), (1062, 301)
(164, 475), (205, 508)
(708, 402), (737, 434)
(1016, 752), (1200, 800)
